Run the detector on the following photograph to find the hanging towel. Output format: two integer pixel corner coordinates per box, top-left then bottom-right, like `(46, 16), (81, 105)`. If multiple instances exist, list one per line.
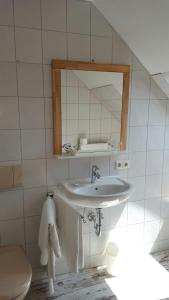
(55, 195), (84, 273)
(38, 196), (61, 295)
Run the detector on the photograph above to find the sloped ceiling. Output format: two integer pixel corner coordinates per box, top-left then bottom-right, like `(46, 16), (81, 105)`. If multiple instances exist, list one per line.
(92, 0), (169, 75)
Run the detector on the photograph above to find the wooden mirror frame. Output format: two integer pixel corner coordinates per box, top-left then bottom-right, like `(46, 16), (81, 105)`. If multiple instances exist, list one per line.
(52, 59), (130, 155)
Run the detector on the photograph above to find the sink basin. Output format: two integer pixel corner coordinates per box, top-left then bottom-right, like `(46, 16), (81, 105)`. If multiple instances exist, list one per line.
(55, 176), (133, 209)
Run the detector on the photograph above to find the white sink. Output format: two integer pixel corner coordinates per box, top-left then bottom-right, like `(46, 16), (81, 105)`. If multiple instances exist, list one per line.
(55, 176), (133, 209)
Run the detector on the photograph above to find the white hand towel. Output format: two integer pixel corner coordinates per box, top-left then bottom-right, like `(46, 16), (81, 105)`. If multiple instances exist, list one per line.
(38, 196), (61, 295)
(39, 196), (61, 265)
(55, 195), (84, 273)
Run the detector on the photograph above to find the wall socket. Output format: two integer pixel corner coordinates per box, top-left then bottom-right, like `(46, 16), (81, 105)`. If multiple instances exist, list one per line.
(116, 160), (130, 170)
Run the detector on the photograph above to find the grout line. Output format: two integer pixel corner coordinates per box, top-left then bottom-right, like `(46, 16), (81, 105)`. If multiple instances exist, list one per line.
(66, 0), (69, 60)
(40, 0), (48, 188)
(0, 24), (113, 38)
(12, 0), (27, 250)
(160, 96), (168, 224)
(143, 75), (152, 224)
(89, 2), (92, 62)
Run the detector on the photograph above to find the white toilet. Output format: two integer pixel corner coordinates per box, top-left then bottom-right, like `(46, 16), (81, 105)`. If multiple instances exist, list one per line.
(0, 245), (32, 300)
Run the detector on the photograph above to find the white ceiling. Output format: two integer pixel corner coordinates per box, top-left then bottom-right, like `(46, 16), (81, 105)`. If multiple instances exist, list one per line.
(93, 0), (169, 75)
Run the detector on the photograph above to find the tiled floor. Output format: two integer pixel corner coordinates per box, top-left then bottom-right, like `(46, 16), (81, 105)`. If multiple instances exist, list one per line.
(26, 251), (169, 300)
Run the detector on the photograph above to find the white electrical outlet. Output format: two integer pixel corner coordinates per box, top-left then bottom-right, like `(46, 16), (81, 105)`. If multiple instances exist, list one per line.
(116, 160), (130, 169)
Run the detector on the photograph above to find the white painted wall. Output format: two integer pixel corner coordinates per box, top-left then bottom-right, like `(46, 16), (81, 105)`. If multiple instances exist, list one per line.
(0, 0), (169, 275)
(93, 0), (169, 74)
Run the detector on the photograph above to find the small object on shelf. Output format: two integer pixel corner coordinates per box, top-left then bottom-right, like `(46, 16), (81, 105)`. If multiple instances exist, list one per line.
(63, 143), (77, 156)
(79, 143), (110, 152)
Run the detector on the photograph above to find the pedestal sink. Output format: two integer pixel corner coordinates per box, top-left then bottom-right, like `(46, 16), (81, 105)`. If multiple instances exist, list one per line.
(55, 176), (133, 209)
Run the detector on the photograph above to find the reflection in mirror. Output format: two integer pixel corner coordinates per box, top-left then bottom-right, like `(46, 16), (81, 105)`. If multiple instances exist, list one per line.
(61, 70), (123, 155)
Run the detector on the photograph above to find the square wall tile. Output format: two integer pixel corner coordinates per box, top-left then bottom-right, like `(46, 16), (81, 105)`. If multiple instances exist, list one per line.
(43, 65), (52, 97)
(24, 186), (47, 217)
(23, 159), (46, 188)
(41, 0), (66, 31)
(145, 197), (161, 222)
(91, 36), (112, 63)
(131, 70), (150, 99)
(25, 216), (40, 244)
(163, 150), (169, 173)
(0, 190), (23, 221)
(79, 104), (89, 120)
(45, 98), (53, 129)
(0, 26), (15, 61)
(146, 151), (164, 175)
(162, 173), (169, 197)
(21, 129), (46, 159)
(66, 120), (78, 135)
(47, 159), (68, 185)
(148, 100), (167, 126)
(67, 0), (90, 34)
(45, 129), (53, 158)
(128, 152), (146, 177)
(128, 126), (147, 151)
(91, 5), (112, 37)
(90, 104), (101, 120)
(17, 63), (43, 97)
(15, 28), (42, 63)
(129, 177), (145, 202)
(0, 98), (19, 129)
(145, 175), (162, 199)
(78, 120), (89, 136)
(19, 98), (45, 129)
(13, 165), (22, 187)
(147, 126), (165, 150)
(165, 126), (169, 149)
(26, 244), (41, 268)
(0, 219), (25, 246)
(0, 0), (13, 25)
(69, 158), (90, 179)
(0, 130), (21, 161)
(68, 33), (90, 62)
(90, 119), (101, 135)
(0, 62), (17, 96)
(165, 102), (169, 125)
(129, 100), (149, 126)
(14, 0), (41, 28)
(150, 78), (168, 100)
(42, 31), (67, 64)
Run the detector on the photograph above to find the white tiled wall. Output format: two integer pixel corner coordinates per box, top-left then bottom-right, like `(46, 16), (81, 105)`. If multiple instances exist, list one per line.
(0, 0), (169, 272)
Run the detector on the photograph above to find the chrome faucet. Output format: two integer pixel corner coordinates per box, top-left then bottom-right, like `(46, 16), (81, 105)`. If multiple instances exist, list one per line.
(91, 165), (101, 184)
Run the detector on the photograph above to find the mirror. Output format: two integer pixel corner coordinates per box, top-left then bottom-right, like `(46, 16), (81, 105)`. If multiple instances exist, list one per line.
(52, 60), (130, 157)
